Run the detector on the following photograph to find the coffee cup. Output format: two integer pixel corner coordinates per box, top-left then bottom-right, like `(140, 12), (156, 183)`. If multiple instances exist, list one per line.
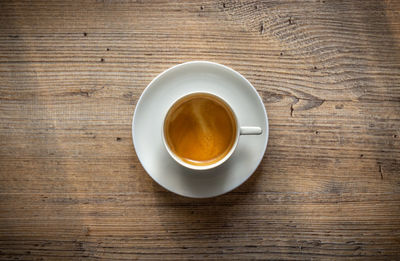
(162, 92), (262, 170)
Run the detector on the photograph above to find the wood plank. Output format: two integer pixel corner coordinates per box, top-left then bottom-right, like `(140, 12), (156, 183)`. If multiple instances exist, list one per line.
(0, 0), (399, 260)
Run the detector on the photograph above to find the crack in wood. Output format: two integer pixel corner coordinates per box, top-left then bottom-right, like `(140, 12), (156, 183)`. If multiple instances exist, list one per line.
(290, 104), (294, 117)
(64, 86), (105, 97)
(260, 21), (265, 35)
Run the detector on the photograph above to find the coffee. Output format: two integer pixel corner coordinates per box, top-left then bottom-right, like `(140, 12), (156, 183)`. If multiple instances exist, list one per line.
(164, 93), (237, 166)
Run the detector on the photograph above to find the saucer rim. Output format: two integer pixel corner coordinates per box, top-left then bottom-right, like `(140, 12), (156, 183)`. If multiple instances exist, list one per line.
(132, 61), (269, 198)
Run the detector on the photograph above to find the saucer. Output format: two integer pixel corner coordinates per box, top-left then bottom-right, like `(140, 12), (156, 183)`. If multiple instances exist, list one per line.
(132, 61), (269, 198)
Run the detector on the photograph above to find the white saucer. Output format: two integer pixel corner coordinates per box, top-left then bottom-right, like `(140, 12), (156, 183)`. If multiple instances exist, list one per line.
(132, 61), (269, 198)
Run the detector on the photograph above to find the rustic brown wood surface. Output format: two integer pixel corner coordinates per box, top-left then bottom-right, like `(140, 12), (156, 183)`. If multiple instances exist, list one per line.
(1, 0), (400, 260)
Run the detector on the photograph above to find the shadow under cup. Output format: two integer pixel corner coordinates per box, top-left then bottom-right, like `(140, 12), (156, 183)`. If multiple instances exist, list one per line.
(163, 92), (239, 170)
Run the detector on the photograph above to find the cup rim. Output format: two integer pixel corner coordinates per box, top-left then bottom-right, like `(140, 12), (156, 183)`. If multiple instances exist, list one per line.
(162, 91), (240, 171)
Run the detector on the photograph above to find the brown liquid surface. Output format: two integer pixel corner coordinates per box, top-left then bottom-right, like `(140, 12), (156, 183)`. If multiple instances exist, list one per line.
(164, 93), (237, 166)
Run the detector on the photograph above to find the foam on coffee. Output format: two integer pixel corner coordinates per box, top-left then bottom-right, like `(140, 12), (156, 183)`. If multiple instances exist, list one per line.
(164, 93), (237, 166)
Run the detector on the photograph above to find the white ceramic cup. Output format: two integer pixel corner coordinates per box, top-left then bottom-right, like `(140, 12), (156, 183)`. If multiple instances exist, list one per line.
(162, 92), (262, 170)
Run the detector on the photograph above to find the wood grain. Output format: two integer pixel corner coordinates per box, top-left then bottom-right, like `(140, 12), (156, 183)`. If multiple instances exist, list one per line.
(0, 0), (399, 260)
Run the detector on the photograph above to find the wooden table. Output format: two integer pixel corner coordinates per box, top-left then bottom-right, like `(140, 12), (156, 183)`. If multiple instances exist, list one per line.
(1, 0), (399, 260)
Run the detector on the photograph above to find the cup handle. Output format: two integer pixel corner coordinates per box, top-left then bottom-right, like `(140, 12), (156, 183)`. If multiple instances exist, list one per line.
(240, 126), (262, 135)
